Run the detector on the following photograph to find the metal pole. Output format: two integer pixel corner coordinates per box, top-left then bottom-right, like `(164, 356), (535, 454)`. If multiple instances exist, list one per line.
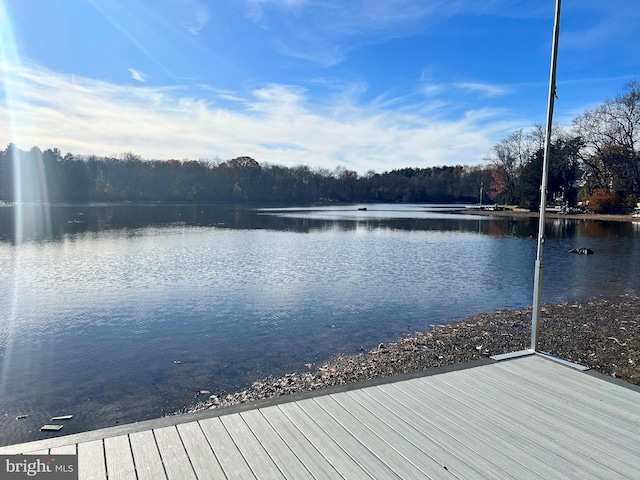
(531, 0), (562, 351)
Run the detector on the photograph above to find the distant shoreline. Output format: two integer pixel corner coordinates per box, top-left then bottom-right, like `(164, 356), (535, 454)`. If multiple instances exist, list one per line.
(455, 207), (639, 223)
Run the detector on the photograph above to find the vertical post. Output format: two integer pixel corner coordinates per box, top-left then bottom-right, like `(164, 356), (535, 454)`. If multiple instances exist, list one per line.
(531, 0), (562, 351)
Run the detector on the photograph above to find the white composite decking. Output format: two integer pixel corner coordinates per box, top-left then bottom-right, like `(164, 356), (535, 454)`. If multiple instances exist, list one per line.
(1, 353), (639, 479)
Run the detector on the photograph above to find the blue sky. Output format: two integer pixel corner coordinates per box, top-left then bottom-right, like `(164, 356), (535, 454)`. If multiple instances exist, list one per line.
(0, 0), (638, 174)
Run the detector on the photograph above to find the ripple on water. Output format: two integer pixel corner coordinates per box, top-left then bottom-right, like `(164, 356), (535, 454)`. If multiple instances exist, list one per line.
(1, 205), (639, 446)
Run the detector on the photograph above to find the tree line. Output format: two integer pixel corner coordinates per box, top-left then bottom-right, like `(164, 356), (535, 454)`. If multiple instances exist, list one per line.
(1, 81), (638, 211)
(0, 148), (491, 205)
(487, 80), (639, 213)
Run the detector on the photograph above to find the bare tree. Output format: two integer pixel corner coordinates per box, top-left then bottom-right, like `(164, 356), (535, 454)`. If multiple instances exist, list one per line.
(487, 129), (536, 203)
(573, 80), (640, 203)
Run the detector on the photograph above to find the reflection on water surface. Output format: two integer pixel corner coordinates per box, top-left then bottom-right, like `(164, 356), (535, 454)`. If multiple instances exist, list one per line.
(0, 203), (638, 445)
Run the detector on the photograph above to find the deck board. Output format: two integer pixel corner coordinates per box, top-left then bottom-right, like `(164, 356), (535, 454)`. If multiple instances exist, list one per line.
(402, 376), (597, 479)
(427, 371), (633, 479)
(2, 354), (640, 480)
(453, 366), (640, 467)
(240, 409), (316, 480)
(297, 397), (405, 479)
(176, 421), (226, 480)
(153, 426), (197, 480)
(129, 430), (167, 480)
(77, 440), (106, 480)
(49, 444), (76, 455)
(278, 401), (374, 479)
(259, 404), (342, 479)
(482, 361), (640, 450)
(312, 394), (443, 479)
(496, 357), (640, 421)
(104, 435), (136, 480)
(377, 381), (549, 480)
(199, 416), (257, 479)
(335, 390), (501, 479)
(220, 413), (287, 479)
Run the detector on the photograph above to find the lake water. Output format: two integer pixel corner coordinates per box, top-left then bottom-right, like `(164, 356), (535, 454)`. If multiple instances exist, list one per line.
(1, 203), (639, 446)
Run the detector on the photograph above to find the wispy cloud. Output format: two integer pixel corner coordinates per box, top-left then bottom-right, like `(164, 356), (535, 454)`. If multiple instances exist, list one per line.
(0, 61), (515, 173)
(245, 0), (309, 22)
(418, 80), (512, 114)
(179, 0), (211, 35)
(244, 0), (435, 66)
(214, 89), (246, 103)
(128, 68), (147, 83)
(243, 0), (551, 66)
(453, 82), (511, 98)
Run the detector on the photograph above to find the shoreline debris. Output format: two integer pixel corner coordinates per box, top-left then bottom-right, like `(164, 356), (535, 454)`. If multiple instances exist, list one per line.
(50, 415), (73, 421)
(40, 425), (64, 432)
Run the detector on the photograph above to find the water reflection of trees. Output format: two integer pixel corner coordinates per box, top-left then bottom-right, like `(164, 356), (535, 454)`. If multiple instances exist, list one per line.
(584, 220), (635, 238)
(0, 204), (636, 244)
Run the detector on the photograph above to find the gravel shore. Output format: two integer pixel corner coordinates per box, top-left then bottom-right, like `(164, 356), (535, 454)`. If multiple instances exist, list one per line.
(182, 295), (640, 414)
(459, 207), (639, 223)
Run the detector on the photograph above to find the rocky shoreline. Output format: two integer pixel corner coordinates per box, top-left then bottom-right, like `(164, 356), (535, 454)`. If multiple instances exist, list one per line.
(180, 295), (640, 415)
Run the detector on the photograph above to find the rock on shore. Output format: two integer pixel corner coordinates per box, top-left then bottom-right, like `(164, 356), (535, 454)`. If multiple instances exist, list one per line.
(180, 295), (640, 415)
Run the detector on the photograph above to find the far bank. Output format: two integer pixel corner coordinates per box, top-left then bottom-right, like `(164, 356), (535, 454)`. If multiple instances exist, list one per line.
(455, 206), (639, 223)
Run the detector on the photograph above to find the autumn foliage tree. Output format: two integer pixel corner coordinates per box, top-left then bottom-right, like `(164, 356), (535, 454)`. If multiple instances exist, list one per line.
(485, 80), (638, 210)
(573, 80), (640, 208)
(588, 188), (620, 213)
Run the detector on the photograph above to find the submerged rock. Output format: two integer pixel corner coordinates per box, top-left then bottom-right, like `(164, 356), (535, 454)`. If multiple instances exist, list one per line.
(569, 247), (594, 254)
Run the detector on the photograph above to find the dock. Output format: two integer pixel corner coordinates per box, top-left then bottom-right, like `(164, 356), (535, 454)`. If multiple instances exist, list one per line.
(1, 353), (639, 479)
